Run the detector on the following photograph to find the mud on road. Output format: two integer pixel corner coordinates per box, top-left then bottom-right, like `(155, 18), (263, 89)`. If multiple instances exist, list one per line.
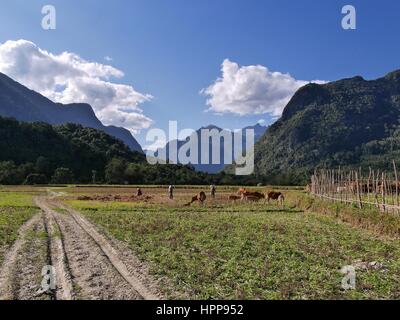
(0, 196), (162, 300)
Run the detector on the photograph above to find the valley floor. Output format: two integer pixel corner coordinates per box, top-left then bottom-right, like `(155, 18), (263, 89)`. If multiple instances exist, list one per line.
(0, 185), (399, 300)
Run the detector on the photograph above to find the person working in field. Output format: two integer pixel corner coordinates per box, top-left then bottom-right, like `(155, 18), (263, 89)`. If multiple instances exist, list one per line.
(168, 185), (175, 200)
(136, 187), (143, 197)
(210, 184), (216, 199)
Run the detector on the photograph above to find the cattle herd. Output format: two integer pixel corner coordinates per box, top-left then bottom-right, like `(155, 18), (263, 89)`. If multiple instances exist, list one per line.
(182, 188), (285, 208)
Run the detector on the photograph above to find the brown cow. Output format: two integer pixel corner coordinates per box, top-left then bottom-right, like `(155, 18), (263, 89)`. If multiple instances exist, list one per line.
(241, 191), (265, 202)
(229, 195), (241, 203)
(185, 192), (207, 206)
(267, 191), (285, 208)
(243, 195), (263, 202)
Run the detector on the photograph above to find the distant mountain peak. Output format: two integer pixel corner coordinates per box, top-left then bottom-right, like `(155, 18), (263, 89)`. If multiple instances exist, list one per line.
(384, 69), (400, 81)
(350, 75), (365, 81)
(200, 124), (223, 131)
(244, 123), (266, 130)
(158, 123), (267, 174)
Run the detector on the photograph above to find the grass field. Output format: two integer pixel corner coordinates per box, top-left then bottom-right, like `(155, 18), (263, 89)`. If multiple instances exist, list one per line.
(63, 186), (400, 300)
(0, 187), (41, 264)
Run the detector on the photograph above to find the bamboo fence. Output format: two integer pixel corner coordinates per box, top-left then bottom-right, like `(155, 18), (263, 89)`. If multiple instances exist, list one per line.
(310, 161), (400, 214)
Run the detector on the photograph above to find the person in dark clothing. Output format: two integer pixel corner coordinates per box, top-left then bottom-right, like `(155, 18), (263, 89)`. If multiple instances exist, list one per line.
(168, 185), (175, 200)
(210, 184), (216, 199)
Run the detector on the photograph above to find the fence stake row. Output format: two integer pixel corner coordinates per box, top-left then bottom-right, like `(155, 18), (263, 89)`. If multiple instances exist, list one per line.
(310, 162), (400, 214)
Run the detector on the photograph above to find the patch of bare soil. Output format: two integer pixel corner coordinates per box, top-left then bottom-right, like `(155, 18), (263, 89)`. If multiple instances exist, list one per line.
(77, 194), (153, 203)
(40, 197), (162, 300)
(58, 201), (179, 299)
(1, 195), (163, 300)
(38, 199), (74, 300)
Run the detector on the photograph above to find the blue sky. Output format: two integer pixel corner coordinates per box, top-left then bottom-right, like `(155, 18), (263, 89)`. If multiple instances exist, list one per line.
(1, 0), (400, 148)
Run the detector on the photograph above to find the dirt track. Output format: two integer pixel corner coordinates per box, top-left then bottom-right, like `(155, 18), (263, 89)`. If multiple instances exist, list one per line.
(0, 196), (162, 300)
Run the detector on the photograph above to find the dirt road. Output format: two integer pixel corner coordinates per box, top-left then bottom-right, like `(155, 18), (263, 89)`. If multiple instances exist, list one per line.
(0, 196), (162, 300)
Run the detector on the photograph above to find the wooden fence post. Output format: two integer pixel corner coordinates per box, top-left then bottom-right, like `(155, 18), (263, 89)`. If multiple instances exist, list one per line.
(393, 160), (399, 208)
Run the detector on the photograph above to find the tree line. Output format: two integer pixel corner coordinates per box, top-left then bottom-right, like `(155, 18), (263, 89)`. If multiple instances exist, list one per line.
(0, 117), (267, 186)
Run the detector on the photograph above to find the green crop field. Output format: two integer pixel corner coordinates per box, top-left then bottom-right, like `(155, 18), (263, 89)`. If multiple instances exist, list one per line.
(64, 186), (400, 300)
(0, 188), (40, 264)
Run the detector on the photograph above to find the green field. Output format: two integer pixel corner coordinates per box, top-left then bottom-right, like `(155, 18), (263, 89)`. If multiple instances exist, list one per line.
(65, 187), (400, 300)
(0, 185), (399, 299)
(0, 188), (40, 264)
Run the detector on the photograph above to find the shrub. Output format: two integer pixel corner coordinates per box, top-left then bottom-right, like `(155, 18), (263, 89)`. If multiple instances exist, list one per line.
(24, 173), (48, 185)
(51, 168), (74, 184)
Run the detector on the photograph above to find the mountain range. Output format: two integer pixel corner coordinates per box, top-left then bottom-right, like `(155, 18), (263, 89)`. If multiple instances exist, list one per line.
(157, 123), (267, 173)
(0, 72), (143, 153)
(3, 67), (400, 185)
(253, 69), (400, 184)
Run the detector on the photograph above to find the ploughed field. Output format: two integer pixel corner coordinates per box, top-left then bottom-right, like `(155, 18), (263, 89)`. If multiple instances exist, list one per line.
(0, 185), (399, 300)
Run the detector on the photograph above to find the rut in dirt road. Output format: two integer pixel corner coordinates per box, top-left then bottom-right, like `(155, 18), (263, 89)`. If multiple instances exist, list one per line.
(0, 214), (48, 300)
(0, 202), (75, 300)
(36, 197), (161, 300)
(38, 199), (74, 300)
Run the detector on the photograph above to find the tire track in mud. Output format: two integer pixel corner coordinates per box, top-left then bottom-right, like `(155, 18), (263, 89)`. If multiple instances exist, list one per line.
(38, 197), (161, 300)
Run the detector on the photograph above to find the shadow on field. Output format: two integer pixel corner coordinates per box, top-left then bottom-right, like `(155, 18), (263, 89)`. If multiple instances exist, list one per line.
(263, 208), (303, 214)
(186, 206), (304, 215)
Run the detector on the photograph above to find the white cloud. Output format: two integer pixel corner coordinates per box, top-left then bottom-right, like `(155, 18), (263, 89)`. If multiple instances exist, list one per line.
(104, 56), (113, 62)
(0, 40), (153, 132)
(202, 59), (325, 117)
